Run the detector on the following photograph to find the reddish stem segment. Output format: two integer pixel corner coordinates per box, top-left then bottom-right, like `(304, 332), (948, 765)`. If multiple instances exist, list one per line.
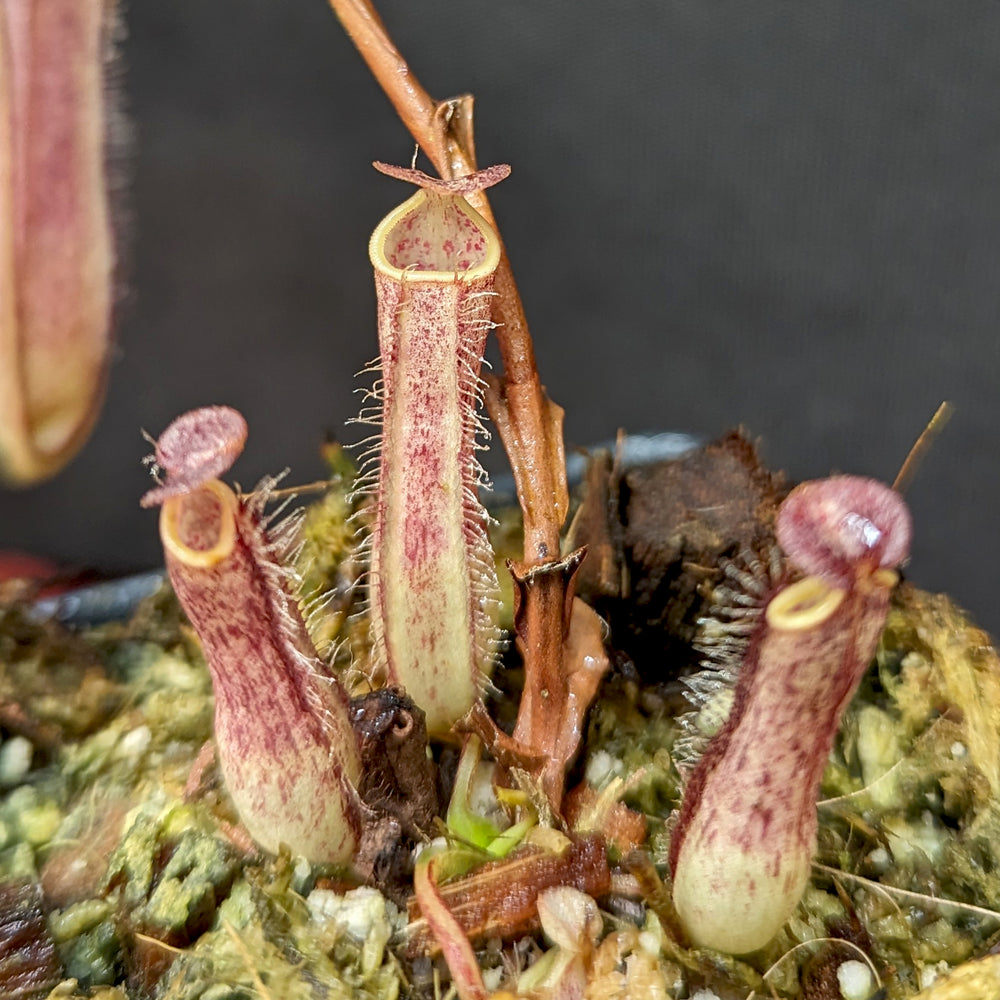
(413, 853), (488, 1000)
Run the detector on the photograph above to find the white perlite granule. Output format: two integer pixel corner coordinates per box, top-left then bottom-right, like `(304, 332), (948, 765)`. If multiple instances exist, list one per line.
(918, 961), (949, 991)
(837, 959), (875, 1000)
(117, 725), (152, 760)
(0, 737), (33, 786)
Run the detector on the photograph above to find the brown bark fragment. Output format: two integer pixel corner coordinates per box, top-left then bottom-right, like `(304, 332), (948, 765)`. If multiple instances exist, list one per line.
(351, 687), (439, 839)
(563, 783), (647, 854)
(571, 430), (786, 678)
(0, 881), (62, 999)
(349, 689), (442, 903)
(405, 834), (611, 956)
(567, 449), (622, 601)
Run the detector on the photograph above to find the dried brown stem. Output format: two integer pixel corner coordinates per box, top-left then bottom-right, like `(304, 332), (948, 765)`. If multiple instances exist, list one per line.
(329, 0), (580, 806)
(406, 835), (611, 957)
(893, 400), (954, 494)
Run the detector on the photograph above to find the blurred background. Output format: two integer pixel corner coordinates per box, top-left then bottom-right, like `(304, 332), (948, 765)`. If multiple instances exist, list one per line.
(2, 1), (999, 633)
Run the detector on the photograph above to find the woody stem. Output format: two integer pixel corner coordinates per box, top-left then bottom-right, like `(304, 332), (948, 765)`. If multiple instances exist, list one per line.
(329, 0), (573, 790)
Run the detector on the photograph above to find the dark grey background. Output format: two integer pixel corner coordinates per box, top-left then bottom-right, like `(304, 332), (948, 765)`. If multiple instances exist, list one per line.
(3, 1), (999, 635)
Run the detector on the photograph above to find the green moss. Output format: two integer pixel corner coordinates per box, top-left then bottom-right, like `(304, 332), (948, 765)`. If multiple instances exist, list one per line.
(59, 917), (121, 987)
(159, 860), (402, 1000)
(49, 898), (113, 941)
(104, 801), (239, 932)
(581, 682), (682, 819)
(0, 840), (38, 880)
(292, 448), (366, 662)
(8, 785), (63, 845)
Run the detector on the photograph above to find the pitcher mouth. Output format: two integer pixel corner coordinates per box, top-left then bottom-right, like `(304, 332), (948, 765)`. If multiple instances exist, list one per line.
(369, 188), (501, 283)
(765, 575), (846, 631)
(159, 479), (238, 569)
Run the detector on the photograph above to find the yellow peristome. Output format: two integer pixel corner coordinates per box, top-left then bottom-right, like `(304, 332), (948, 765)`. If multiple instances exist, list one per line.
(159, 479), (238, 568)
(369, 188), (501, 284)
(766, 575), (846, 631)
